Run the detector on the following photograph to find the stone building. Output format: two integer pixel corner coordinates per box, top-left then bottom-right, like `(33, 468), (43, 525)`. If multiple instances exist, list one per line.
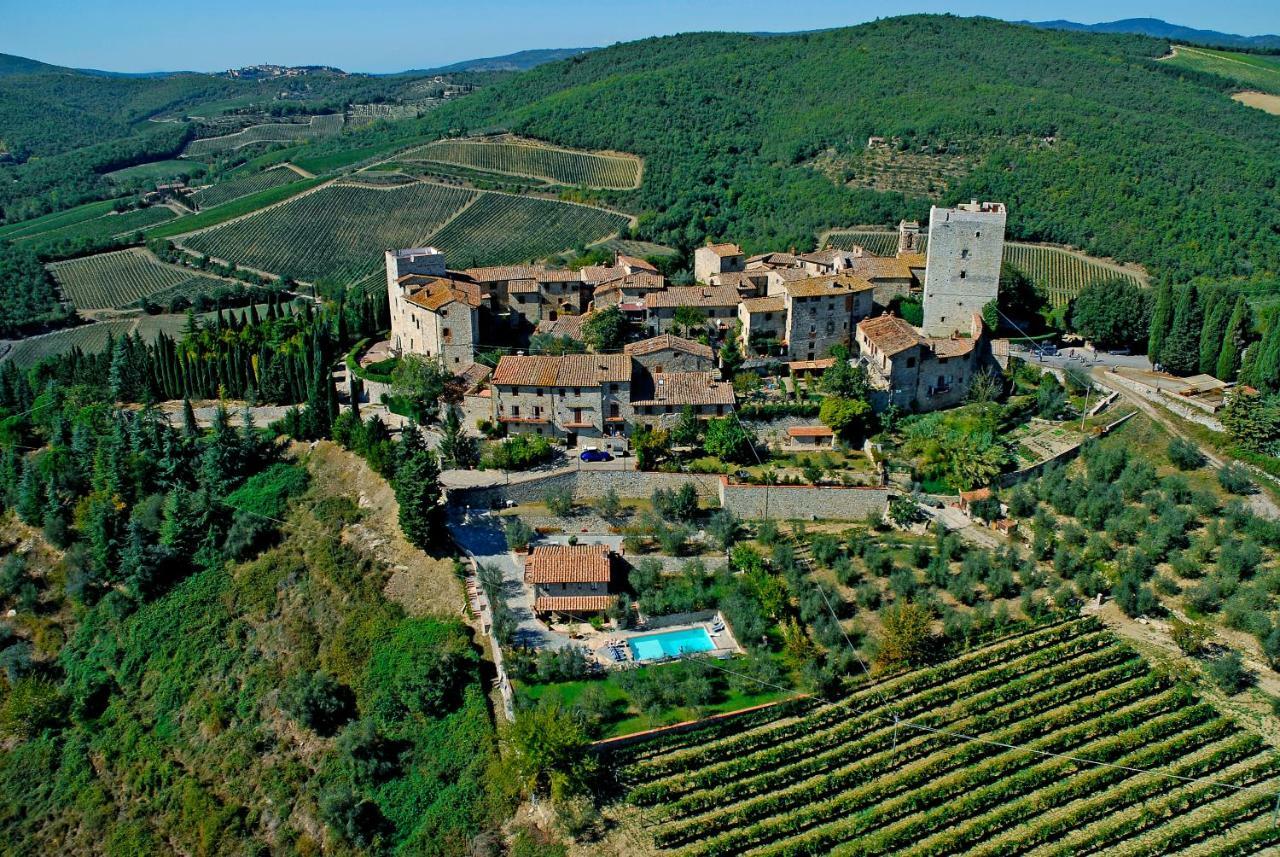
(524, 544), (618, 617)
(630, 371), (735, 425)
(694, 242), (745, 284)
(738, 295), (788, 355)
(774, 274), (877, 361)
(643, 286), (741, 338)
(386, 248), (483, 368)
(856, 312), (989, 411)
(490, 353), (633, 445)
(464, 265), (590, 328)
(623, 334), (715, 373)
(922, 201), (1006, 338)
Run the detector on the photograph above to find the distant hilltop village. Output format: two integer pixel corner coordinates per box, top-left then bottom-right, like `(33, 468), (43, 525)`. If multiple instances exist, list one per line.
(384, 201), (1007, 445)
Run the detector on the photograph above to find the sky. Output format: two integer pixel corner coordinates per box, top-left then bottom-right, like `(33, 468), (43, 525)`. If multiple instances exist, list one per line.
(1, 0), (1277, 74)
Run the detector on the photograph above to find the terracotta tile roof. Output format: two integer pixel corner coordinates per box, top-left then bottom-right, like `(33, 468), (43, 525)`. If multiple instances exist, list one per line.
(579, 265), (622, 284)
(524, 544), (613, 584)
(787, 358), (836, 372)
(465, 265), (583, 283)
(712, 270), (771, 289)
(491, 353), (631, 387)
(534, 313), (588, 340)
(457, 362), (492, 390)
(928, 336), (977, 358)
(746, 251), (798, 267)
(897, 252), (927, 268)
(771, 267), (812, 283)
(593, 271), (665, 296)
(785, 274), (875, 298)
(846, 256), (915, 280)
(788, 425), (834, 437)
(645, 286), (741, 309)
(631, 372), (735, 407)
(507, 278), (540, 294)
(624, 334), (713, 359)
(741, 296), (785, 313)
(703, 242), (743, 257)
(405, 278), (483, 311)
(857, 314), (921, 356)
(617, 254), (658, 272)
(533, 595), (618, 613)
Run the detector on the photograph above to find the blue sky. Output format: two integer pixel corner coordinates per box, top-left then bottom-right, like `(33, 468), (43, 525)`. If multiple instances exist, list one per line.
(1, 0), (1276, 73)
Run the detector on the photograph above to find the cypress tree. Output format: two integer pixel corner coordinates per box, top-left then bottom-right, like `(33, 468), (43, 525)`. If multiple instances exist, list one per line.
(1161, 285), (1203, 375)
(1147, 282), (1175, 366)
(15, 459), (43, 526)
(1246, 324), (1280, 394)
(1198, 288), (1229, 375)
(1216, 296), (1251, 382)
(182, 397), (199, 439)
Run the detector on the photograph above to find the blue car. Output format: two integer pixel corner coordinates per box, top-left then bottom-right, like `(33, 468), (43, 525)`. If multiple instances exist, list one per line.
(580, 448), (613, 462)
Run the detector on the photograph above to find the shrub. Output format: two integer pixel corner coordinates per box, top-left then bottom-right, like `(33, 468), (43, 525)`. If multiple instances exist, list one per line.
(543, 485), (574, 517)
(706, 509), (740, 551)
(1217, 462), (1255, 495)
(485, 434), (555, 471)
(505, 517), (535, 551)
(361, 618), (478, 723)
(595, 487), (622, 519)
(1167, 437), (1205, 470)
(1170, 618), (1212, 654)
(652, 483), (699, 522)
(280, 671), (355, 736)
(1205, 649), (1250, 694)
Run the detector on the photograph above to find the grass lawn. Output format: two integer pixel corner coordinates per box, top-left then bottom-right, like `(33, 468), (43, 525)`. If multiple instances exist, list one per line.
(0, 198), (122, 240)
(519, 665), (795, 738)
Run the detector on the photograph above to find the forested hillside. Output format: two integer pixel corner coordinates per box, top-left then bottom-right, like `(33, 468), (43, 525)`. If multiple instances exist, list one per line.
(398, 15), (1278, 284)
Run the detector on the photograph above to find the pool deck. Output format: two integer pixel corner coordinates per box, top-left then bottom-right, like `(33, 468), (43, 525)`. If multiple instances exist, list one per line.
(591, 611), (741, 668)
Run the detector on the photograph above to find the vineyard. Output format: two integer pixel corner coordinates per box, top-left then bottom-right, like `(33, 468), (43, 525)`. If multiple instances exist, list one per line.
(608, 618), (1280, 857)
(180, 181), (477, 283)
(183, 114), (346, 157)
(423, 192), (630, 268)
(15, 206), (176, 254)
(190, 166), (300, 209)
(180, 180), (629, 282)
(403, 137), (643, 189)
(48, 248), (234, 310)
(824, 231), (1146, 306)
(0, 199), (120, 241)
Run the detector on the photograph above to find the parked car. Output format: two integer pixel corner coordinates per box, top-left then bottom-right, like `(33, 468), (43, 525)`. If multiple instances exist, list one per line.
(580, 447), (613, 462)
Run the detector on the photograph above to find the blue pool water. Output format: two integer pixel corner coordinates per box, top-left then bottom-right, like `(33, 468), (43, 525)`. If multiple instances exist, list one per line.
(628, 627), (716, 661)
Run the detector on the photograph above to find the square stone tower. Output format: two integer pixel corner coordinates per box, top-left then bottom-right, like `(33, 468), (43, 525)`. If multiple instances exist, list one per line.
(921, 202), (1006, 338)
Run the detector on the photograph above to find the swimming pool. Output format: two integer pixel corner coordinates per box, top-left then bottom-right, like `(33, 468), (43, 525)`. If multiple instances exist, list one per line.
(628, 626), (716, 661)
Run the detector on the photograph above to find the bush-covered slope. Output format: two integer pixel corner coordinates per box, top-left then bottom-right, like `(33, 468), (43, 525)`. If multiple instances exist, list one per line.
(412, 15), (1278, 283)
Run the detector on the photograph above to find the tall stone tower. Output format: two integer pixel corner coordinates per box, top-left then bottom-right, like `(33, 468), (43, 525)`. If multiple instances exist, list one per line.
(921, 202), (1006, 338)
(386, 247), (446, 354)
(897, 219), (921, 254)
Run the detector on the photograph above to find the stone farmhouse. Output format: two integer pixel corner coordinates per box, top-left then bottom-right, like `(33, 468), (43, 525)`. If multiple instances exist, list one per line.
(524, 543), (618, 618)
(622, 334), (715, 372)
(693, 242), (745, 284)
(856, 311), (989, 411)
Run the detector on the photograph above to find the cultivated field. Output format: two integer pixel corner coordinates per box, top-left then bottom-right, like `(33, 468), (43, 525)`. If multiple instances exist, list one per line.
(15, 207), (176, 253)
(180, 181), (478, 283)
(403, 137), (643, 189)
(183, 114), (346, 157)
(0, 199), (120, 241)
(181, 180), (630, 282)
(104, 159), (197, 184)
(423, 192), (630, 268)
(190, 166), (301, 209)
(809, 146), (975, 198)
(824, 230), (1146, 306)
(608, 618), (1280, 856)
(48, 248), (232, 310)
(1233, 91), (1280, 116)
(1164, 45), (1280, 96)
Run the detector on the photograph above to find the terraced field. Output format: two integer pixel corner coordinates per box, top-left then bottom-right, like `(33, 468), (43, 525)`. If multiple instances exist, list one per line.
(825, 231), (1146, 306)
(181, 181), (477, 283)
(608, 618), (1280, 857)
(424, 192), (630, 268)
(403, 137), (643, 189)
(181, 181), (629, 282)
(183, 114), (346, 157)
(48, 248), (232, 310)
(190, 166), (300, 209)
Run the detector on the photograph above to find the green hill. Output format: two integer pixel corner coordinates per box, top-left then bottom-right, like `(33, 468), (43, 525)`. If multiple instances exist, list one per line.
(391, 15), (1277, 284)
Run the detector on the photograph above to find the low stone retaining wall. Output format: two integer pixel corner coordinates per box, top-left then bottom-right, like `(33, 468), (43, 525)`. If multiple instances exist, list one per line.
(719, 481), (889, 521)
(451, 470), (723, 509)
(1105, 371), (1224, 432)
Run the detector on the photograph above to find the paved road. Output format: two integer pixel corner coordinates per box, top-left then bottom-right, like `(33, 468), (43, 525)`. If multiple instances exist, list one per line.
(448, 509), (571, 650)
(1010, 344), (1152, 374)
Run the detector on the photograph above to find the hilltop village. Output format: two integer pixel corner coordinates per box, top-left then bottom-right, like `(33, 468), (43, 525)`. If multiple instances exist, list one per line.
(385, 200), (1008, 446)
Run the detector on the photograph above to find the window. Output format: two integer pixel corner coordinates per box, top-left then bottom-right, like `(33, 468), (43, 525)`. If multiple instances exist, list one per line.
(610, 402), (621, 418)
(533, 406), (542, 417)
(573, 387), (581, 396)
(975, 231), (982, 238)
(906, 357), (916, 368)
(511, 405), (520, 417)
(655, 365), (663, 373)
(611, 384), (619, 392)
(535, 388), (543, 397)
(442, 327), (451, 340)
(959, 270), (967, 280)
(960, 248), (969, 259)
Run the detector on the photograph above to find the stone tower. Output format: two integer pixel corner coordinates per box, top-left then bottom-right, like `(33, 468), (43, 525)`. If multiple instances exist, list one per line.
(897, 219), (921, 254)
(386, 247), (446, 354)
(921, 201), (1006, 338)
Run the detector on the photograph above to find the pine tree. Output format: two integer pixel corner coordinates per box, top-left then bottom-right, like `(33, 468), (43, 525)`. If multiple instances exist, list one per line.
(1147, 282), (1175, 366)
(1217, 296), (1251, 382)
(15, 458), (43, 526)
(1160, 284), (1203, 375)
